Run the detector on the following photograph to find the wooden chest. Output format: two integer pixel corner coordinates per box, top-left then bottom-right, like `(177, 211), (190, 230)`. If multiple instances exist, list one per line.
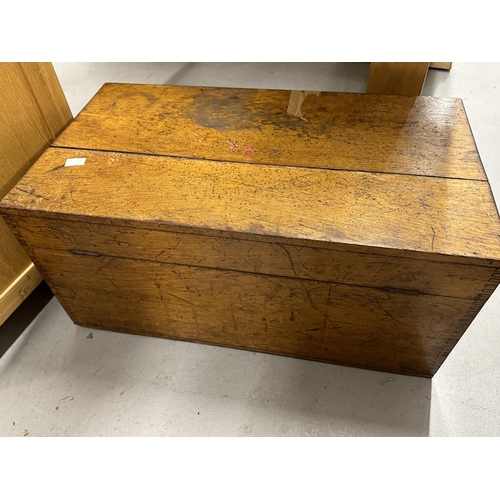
(1, 83), (500, 377)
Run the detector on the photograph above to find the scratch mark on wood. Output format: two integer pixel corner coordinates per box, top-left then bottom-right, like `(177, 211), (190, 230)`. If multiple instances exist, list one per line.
(373, 298), (406, 326)
(277, 243), (297, 276)
(164, 292), (196, 307)
(154, 281), (164, 301)
(14, 186), (50, 201)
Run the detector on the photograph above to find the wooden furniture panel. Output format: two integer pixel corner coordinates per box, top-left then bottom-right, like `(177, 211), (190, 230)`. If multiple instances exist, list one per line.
(26, 247), (482, 377)
(0, 62), (71, 325)
(4, 215), (497, 300)
(430, 62), (453, 70)
(3, 147), (499, 261)
(367, 63), (430, 96)
(0, 64), (52, 200)
(18, 62), (72, 138)
(2, 84), (499, 377)
(53, 83), (484, 180)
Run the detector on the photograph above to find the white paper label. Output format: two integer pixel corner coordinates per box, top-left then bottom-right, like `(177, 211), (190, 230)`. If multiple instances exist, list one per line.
(64, 157), (86, 167)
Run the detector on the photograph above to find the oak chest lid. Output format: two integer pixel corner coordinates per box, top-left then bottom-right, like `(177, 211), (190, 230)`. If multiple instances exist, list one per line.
(1, 83), (500, 262)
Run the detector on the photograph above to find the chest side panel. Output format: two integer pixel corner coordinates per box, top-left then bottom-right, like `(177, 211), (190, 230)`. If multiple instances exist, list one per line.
(5, 215), (500, 301)
(27, 246), (487, 377)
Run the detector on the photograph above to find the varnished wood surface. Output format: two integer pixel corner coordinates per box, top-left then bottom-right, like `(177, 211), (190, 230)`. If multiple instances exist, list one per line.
(366, 63), (430, 96)
(0, 263), (42, 326)
(0, 63), (52, 200)
(28, 247), (491, 377)
(53, 83), (486, 181)
(5, 211), (499, 270)
(0, 63), (49, 294)
(0, 62), (71, 318)
(2, 147), (500, 262)
(2, 82), (500, 377)
(0, 218), (31, 292)
(430, 62), (453, 70)
(18, 63), (72, 139)
(5, 215), (500, 301)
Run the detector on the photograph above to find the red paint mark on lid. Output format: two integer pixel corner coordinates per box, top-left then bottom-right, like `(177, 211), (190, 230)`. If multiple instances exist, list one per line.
(226, 140), (239, 152)
(244, 146), (254, 156)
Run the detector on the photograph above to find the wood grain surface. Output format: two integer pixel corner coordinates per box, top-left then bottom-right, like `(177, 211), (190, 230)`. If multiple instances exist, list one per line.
(0, 218), (31, 293)
(53, 83), (485, 180)
(367, 63), (430, 96)
(2, 147), (500, 262)
(0, 62), (71, 321)
(0, 63), (51, 294)
(28, 247), (493, 377)
(430, 62), (453, 70)
(2, 83), (499, 376)
(0, 263), (42, 326)
(0, 63), (52, 200)
(18, 62), (72, 139)
(5, 215), (498, 300)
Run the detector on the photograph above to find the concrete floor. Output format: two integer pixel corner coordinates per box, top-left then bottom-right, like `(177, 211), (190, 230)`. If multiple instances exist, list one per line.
(1, 63), (499, 436)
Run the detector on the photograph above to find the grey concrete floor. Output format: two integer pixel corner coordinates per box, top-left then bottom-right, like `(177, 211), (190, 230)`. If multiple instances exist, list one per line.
(1, 63), (499, 436)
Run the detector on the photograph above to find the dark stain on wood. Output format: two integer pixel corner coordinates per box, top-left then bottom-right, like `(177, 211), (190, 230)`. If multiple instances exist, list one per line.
(192, 88), (321, 134)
